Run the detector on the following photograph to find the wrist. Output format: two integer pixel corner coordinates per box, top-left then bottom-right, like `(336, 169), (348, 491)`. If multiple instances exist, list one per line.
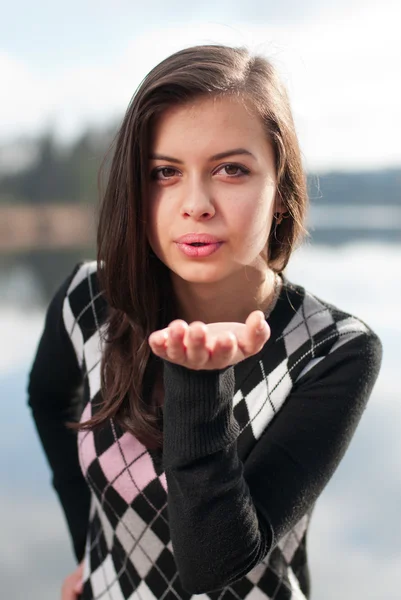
(162, 360), (239, 467)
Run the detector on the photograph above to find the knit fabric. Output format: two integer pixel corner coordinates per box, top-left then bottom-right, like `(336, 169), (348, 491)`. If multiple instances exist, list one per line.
(28, 261), (382, 600)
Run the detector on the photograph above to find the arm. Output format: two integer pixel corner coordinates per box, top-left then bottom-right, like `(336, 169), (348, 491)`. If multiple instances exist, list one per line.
(27, 264), (90, 562)
(162, 330), (382, 593)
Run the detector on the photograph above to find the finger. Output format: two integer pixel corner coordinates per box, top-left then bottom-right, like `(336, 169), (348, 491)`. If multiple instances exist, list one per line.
(186, 322), (209, 367)
(73, 577), (83, 594)
(148, 329), (169, 358)
(61, 578), (77, 600)
(73, 583), (83, 595)
(165, 320), (188, 362)
(212, 332), (237, 367)
(73, 561), (85, 595)
(240, 310), (271, 355)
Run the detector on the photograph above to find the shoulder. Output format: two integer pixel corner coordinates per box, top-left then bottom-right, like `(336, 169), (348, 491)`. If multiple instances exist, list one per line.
(64, 260), (100, 301)
(265, 275), (382, 382)
(61, 260), (108, 366)
(276, 274), (381, 345)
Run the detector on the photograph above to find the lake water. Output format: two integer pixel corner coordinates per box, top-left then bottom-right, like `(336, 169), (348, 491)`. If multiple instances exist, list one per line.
(1, 242), (400, 599)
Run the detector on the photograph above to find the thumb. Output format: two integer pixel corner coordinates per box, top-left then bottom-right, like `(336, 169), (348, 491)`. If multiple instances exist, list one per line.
(73, 563), (84, 594)
(73, 578), (83, 594)
(74, 577), (84, 594)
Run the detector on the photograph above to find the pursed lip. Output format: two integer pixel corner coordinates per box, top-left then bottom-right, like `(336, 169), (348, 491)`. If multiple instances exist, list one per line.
(175, 233), (223, 244)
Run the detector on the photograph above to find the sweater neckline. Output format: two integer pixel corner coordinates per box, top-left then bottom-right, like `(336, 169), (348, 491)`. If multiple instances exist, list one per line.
(262, 273), (304, 334)
(264, 272), (283, 319)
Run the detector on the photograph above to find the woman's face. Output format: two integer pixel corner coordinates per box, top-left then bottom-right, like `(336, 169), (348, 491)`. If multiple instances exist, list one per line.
(147, 95), (281, 286)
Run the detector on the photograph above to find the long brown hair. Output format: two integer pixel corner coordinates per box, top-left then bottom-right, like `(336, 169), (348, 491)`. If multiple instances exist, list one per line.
(77, 44), (309, 449)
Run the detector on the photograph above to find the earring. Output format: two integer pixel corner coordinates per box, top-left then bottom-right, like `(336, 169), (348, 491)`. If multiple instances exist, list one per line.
(274, 211), (290, 225)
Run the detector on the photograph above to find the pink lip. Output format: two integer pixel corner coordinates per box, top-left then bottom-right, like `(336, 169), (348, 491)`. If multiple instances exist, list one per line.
(175, 233), (222, 244)
(176, 241), (223, 257)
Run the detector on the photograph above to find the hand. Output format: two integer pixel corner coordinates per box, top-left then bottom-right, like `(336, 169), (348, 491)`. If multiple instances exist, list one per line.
(61, 560), (84, 599)
(148, 310), (270, 370)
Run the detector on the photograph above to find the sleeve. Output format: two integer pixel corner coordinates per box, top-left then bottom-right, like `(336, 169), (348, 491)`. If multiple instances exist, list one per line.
(161, 330), (382, 594)
(27, 263), (91, 562)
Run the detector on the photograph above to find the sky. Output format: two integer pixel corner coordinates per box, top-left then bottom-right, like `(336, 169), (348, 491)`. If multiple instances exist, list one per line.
(0, 0), (400, 173)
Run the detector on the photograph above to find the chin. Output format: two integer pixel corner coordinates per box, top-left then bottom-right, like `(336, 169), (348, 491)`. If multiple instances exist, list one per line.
(172, 263), (228, 284)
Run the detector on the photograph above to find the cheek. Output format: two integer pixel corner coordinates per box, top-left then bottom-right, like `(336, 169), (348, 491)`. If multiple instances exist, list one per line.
(254, 185), (276, 234)
(231, 191), (274, 243)
(146, 199), (161, 249)
(147, 195), (173, 256)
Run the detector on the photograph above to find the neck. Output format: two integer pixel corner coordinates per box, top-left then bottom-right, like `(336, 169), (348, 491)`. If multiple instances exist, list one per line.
(171, 268), (278, 324)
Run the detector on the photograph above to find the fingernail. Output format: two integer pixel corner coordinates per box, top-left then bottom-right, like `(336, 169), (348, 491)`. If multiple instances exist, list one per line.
(256, 318), (266, 332)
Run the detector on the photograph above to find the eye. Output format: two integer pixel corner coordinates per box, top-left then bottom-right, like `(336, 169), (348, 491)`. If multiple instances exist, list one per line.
(151, 167), (180, 181)
(215, 163), (251, 177)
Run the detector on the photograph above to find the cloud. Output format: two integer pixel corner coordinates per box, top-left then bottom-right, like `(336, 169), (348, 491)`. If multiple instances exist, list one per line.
(1, 1), (400, 170)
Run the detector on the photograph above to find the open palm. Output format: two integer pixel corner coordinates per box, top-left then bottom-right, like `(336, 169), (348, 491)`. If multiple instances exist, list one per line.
(148, 310), (271, 370)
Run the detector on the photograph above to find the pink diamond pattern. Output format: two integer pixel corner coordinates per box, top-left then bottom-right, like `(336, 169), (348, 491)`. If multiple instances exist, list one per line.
(98, 432), (157, 504)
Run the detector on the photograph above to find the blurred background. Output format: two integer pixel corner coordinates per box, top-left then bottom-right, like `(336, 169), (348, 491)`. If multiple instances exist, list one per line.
(1, 1), (400, 598)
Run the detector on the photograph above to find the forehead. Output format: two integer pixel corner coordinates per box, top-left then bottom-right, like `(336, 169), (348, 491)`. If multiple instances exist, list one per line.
(150, 95), (269, 153)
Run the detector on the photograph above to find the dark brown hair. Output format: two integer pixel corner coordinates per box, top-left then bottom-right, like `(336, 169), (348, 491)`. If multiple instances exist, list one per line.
(77, 44), (309, 449)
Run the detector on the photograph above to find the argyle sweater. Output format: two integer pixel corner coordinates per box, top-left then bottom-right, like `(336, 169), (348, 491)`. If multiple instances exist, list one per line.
(28, 261), (382, 600)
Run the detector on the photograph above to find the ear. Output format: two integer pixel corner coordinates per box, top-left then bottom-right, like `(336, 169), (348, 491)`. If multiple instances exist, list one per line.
(274, 187), (287, 213)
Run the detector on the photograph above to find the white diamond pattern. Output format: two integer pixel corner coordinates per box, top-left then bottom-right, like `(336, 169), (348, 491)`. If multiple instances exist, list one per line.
(59, 262), (374, 600)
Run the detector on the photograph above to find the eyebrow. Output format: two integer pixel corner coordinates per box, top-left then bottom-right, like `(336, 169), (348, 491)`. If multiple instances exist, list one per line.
(149, 148), (256, 164)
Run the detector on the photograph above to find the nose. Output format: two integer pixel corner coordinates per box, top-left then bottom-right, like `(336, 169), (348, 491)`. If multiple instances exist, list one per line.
(180, 178), (216, 220)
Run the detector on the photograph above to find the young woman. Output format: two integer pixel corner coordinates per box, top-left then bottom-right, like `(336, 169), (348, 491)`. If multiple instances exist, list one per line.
(28, 45), (382, 600)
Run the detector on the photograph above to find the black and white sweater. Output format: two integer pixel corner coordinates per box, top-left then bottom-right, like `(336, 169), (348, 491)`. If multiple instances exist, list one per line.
(28, 261), (382, 600)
